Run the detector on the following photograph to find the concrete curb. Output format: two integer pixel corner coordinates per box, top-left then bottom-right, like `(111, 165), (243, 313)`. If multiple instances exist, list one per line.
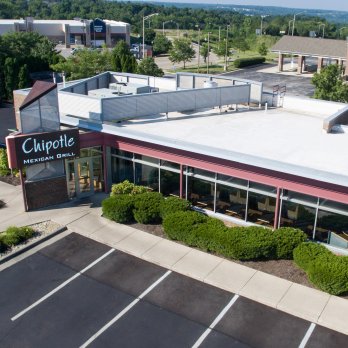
(0, 226), (67, 265)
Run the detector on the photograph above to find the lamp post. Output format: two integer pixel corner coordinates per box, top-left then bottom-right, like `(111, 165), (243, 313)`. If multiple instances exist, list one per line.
(207, 31), (211, 74)
(260, 16), (267, 35)
(291, 11), (305, 69)
(162, 20), (171, 35)
(291, 11), (305, 36)
(225, 25), (230, 71)
(339, 27), (348, 37)
(176, 22), (179, 38)
(318, 23), (325, 38)
(143, 13), (158, 59)
(288, 20), (294, 35)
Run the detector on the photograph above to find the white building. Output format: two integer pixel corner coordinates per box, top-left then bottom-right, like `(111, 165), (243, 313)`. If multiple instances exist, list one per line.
(0, 17), (130, 48)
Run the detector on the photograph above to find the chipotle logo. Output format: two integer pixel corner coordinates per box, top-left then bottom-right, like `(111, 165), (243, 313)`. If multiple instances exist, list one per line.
(14, 129), (80, 168)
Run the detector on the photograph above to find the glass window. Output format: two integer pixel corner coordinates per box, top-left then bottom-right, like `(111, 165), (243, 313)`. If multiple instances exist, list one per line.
(187, 176), (215, 211)
(280, 200), (316, 239)
(282, 190), (318, 206)
(247, 192), (275, 227)
(111, 157), (134, 183)
(217, 174), (248, 188)
(249, 182), (276, 195)
(111, 148), (132, 158)
(92, 157), (104, 192)
(135, 163), (159, 191)
(216, 183), (246, 220)
(160, 160), (180, 170)
(315, 210), (348, 249)
(185, 167), (215, 179)
(160, 169), (180, 197)
(134, 154), (159, 164)
(79, 146), (102, 158)
(319, 199), (348, 216)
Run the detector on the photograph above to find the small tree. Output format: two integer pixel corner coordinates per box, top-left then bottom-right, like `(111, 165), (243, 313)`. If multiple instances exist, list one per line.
(137, 57), (164, 77)
(169, 38), (195, 69)
(111, 40), (137, 73)
(258, 42), (268, 56)
(153, 34), (172, 56)
(18, 64), (30, 89)
(200, 44), (209, 63)
(312, 64), (348, 102)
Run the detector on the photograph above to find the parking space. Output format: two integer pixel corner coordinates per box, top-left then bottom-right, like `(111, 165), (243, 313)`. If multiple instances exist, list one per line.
(0, 232), (347, 348)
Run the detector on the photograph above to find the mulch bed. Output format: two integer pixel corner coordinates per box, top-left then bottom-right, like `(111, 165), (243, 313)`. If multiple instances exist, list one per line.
(133, 222), (315, 290)
(0, 175), (21, 186)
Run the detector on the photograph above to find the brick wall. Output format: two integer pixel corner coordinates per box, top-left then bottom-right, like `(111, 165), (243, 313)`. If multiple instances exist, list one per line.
(24, 176), (69, 210)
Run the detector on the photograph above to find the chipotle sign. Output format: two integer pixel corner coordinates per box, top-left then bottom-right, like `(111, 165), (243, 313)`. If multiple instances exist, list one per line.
(13, 129), (79, 168)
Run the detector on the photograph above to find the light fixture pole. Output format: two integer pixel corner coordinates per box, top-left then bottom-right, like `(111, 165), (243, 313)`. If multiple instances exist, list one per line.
(291, 11), (305, 69)
(318, 23), (325, 38)
(339, 27), (348, 37)
(207, 31), (211, 74)
(291, 11), (305, 36)
(288, 20), (294, 35)
(143, 13), (158, 59)
(225, 25), (230, 71)
(260, 16), (267, 35)
(162, 20), (171, 35)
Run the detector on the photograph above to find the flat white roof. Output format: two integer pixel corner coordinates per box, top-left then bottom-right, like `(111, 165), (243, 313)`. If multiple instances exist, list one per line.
(89, 105), (348, 188)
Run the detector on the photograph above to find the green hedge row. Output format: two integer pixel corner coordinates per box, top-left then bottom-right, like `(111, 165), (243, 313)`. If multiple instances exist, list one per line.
(102, 193), (191, 224)
(233, 56), (266, 68)
(0, 226), (34, 253)
(293, 243), (348, 295)
(162, 211), (306, 261)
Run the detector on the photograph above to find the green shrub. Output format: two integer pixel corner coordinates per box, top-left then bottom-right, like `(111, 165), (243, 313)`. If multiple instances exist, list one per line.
(102, 195), (135, 223)
(233, 56), (266, 68)
(1, 226), (34, 247)
(133, 192), (164, 224)
(293, 242), (332, 270)
(0, 148), (10, 176)
(110, 180), (148, 196)
(0, 233), (8, 253)
(160, 196), (191, 219)
(219, 227), (276, 260)
(190, 218), (227, 252)
(163, 210), (208, 243)
(308, 257), (348, 295)
(273, 227), (307, 259)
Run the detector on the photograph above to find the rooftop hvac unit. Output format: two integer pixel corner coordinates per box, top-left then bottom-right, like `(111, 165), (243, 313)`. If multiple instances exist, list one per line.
(109, 82), (151, 95)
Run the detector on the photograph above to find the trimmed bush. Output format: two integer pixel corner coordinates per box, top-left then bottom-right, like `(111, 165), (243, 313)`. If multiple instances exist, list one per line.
(233, 56), (266, 68)
(160, 197), (191, 219)
(293, 242), (332, 270)
(162, 210), (208, 243)
(273, 227), (307, 259)
(133, 192), (164, 224)
(218, 227), (277, 260)
(0, 233), (8, 253)
(1, 226), (34, 247)
(307, 257), (348, 295)
(110, 180), (148, 196)
(102, 195), (135, 223)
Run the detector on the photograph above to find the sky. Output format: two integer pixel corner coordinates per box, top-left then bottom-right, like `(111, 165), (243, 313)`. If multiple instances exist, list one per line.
(147, 0), (348, 12)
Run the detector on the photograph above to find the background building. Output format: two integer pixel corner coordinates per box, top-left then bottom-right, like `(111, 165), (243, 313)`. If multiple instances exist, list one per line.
(0, 17), (130, 48)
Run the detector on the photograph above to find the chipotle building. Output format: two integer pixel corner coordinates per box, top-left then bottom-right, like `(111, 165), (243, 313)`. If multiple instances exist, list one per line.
(7, 72), (348, 253)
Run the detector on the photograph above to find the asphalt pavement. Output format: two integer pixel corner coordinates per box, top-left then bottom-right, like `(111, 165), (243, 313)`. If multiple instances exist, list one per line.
(0, 232), (347, 348)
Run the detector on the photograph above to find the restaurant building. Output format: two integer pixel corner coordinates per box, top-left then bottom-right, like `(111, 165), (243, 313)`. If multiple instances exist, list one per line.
(6, 72), (348, 253)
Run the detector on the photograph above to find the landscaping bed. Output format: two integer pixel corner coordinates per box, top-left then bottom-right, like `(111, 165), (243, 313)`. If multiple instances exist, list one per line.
(0, 175), (20, 186)
(0, 221), (65, 263)
(133, 221), (314, 289)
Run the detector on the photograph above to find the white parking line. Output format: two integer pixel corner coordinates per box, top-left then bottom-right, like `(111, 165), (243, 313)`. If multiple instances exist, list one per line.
(11, 248), (115, 321)
(298, 323), (316, 348)
(192, 294), (239, 348)
(79, 270), (172, 348)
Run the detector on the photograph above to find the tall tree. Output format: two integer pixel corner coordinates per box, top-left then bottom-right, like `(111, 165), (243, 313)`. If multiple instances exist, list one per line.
(312, 64), (348, 102)
(169, 38), (195, 69)
(153, 34), (172, 56)
(111, 40), (137, 73)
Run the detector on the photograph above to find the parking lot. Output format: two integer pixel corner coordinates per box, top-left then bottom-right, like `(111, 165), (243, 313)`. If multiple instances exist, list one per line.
(0, 232), (347, 348)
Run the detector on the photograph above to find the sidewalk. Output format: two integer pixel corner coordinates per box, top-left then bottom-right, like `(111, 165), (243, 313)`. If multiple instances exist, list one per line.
(0, 181), (347, 336)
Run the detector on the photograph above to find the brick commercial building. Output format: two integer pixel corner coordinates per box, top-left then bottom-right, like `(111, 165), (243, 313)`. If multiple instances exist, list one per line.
(6, 72), (348, 254)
